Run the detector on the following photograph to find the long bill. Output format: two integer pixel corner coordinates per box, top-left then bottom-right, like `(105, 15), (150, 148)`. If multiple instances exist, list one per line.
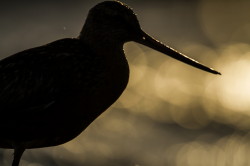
(136, 31), (221, 75)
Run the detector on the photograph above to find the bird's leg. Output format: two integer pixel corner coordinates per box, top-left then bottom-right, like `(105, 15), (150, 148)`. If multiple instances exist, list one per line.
(12, 147), (25, 166)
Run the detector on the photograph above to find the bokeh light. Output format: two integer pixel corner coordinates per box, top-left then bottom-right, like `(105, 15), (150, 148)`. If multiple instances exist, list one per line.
(205, 43), (250, 113)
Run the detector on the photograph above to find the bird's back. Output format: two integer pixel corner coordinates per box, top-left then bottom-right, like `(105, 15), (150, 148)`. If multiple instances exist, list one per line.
(0, 38), (129, 149)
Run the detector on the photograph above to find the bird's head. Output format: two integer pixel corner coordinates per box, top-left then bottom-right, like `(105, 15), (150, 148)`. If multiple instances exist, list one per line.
(80, 1), (141, 43)
(79, 1), (220, 75)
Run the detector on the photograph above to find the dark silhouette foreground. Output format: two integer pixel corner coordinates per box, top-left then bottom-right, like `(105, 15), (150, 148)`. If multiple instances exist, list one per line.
(0, 1), (220, 166)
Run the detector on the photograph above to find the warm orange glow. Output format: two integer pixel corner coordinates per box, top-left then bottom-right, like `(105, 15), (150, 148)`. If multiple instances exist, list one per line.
(2, 1), (250, 166)
(205, 44), (250, 114)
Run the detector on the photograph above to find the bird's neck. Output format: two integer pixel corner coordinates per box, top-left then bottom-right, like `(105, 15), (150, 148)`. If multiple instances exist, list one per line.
(80, 37), (124, 56)
(79, 24), (125, 54)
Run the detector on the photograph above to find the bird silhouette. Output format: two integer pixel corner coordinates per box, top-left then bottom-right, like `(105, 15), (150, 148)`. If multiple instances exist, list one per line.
(0, 1), (220, 166)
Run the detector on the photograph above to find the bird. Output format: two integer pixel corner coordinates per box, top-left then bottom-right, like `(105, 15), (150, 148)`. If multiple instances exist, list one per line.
(0, 1), (220, 166)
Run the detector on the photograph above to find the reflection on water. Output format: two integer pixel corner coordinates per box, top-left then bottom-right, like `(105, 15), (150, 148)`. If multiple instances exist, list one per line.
(174, 133), (250, 166)
(1, 0), (250, 166)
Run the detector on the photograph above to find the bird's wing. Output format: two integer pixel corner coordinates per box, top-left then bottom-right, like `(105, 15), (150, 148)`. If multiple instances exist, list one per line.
(0, 38), (99, 113)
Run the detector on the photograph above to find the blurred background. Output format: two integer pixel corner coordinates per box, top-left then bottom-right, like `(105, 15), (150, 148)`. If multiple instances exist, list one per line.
(1, 0), (250, 165)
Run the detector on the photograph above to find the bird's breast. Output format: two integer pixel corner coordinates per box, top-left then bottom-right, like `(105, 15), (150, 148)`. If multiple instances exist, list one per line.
(89, 53), (129, 113)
